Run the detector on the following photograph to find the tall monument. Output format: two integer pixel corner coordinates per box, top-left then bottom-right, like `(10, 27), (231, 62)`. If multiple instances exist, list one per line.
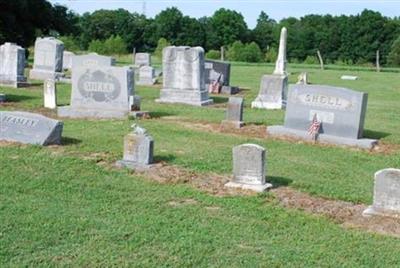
(251, 27), (288, 109)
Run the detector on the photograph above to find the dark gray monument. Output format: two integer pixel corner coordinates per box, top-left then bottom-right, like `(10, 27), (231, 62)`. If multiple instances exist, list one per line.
(0, 111), (63, 145)
(221, 97), (244, 129)
(205, 60), (238, 95)
(225, 144), (272, 192)
(58, 66), (134, 119)
(0, 42), (27, 88)
(267, 84), (377, 149)
(116, 124), (154, 170)
(29, 37), (64, 80)
(364, 169), (400, 218)
(157, 46), (213, 106)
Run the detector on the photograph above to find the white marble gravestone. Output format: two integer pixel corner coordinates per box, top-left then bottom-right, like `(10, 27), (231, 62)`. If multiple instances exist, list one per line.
(0, 42), (27, 88)
(29, 37), (64, 80)
(225, 144), (272, 192)
(252, 27), (288, 109)
(0, 111), (63, 145)
(363, 169), (400, 218)
(221, 97), (244, 129)
(135, 53), (151, 67)
(157, 46), (213, 106)
(72, 53), (115, 69)
(44, 78), (57, 109)
(62, 51), (75, 70)
(116, 124), (154, 170)
(58, 66), (134, 119)
(137, 66), (156, 85)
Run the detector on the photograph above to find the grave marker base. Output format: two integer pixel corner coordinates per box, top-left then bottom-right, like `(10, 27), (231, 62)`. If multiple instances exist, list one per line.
(29, 69), (64, 81)
(115, 160), (155, 171)
(224, 181), (272, 193)
(221, 120), (244, 129)
(363, 206), (400, 218)
(58, 106), (128, 119)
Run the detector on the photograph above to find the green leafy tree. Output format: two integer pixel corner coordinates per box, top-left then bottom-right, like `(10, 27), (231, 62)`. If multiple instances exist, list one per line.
(104, 35), (127, 55)
(154, 38), (171, 58)
(242, 42), (263, 62)
(227, 41), (245, 61)
(265, 47), (277, 62)
(206, 50), (221, 60)
(388, 35), (400, 66)
(59, 35), (80, 52)
(252, 12), (276, 51)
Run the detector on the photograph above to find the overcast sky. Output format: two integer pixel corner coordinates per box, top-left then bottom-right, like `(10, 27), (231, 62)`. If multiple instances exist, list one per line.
(49, 0), (400, 28)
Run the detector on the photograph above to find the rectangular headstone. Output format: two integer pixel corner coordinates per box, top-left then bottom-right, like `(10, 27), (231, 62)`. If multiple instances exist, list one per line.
(0, 111), (63, 145)
(44, 79), (57, 109)
(267, 84), (377, 149)
(157, 46), (213, 106)
(0, 43), (27, 88)
(58, 66), (134, 119)
(135, 53), (151, 67)
(72, 53), (115, 69)
(364, 169), (400, 218)
(225, 144), (272, 192)
(251, 74), (288, 109)
(62, 51), (75, 70)
(137, 66), (156, 85)
(221, 97), (244, 128)
(29, 37), (64, 80)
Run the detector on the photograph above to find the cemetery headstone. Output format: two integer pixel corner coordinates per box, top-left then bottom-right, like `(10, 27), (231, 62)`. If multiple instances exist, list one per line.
(363, 169), (400, 218)
(44, 78), (57, 109)
(221, 97), (244, 129)
(157, 46), (213, 106)
(252, 27), (288, 109)
(63, 51), (75, 70)
(137, 66), (156, 85)
(58, 66), (134, 119)
(0, 42), (27, 88)
(297, 72), (308, 85)
(135, 53), (151, 67)
(205, 60), (239, 95)
(29, 37), (64, 80)
(72, 53), (115, 69)
(129, 95), (149, 119)
(0, 111), (63, 145)
(225, 144), (272, 192)
(341, 75), (358, 81)
(267, 84), (377, 149)
(116, 124), (154, 170)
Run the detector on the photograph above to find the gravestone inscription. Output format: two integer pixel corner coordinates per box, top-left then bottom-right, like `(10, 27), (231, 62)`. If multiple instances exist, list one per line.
(72, 53), (115, 69)
(221, 97), (244, 129)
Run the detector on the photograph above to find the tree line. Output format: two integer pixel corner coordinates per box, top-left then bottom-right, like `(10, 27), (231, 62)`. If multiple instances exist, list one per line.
(1, 0), (400, 65)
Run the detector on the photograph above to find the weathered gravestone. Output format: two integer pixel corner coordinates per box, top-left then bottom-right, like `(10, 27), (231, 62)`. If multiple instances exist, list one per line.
(62, 51), (75, 70)
(221, 97), (244, 129)
(135, 53), (151, 67)
(129, 95), (149, 119)
(267, 84), (377, 149)
(252, 27), (288, 109)
(29, 37), (64, 80)
(58, 66), (134, 119)
(0, 111), (63, 145)
(44, 79), (57, 109)
(204, 60), (240, 94)
(0, 42), (27, 88)
(157, 46), (213, 106)
(297, 72), (308, 85)
(72, 53), (115, 69)
(225, 144), (272, 192)
(137, 66), (156, 85)
(363, 169), (400, 218)
(116, 124), (154, 170)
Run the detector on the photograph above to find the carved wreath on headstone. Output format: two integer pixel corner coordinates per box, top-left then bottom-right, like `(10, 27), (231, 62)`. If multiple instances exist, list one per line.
(78, 70), (121, 102)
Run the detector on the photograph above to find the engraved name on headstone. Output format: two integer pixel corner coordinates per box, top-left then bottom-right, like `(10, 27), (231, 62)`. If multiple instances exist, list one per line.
(72, 53), (115, 69)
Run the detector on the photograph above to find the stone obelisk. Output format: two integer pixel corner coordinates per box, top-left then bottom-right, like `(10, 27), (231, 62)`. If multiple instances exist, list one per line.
(251, 27), (288, 110)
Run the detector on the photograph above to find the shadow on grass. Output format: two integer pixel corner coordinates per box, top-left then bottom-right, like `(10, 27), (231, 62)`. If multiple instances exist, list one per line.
(27, 82), (43, 87)
(363, 129), (390, 140)
(4, 94), (37, 102)
(211, 96), (229, 104)
(149, 111), (177, 118)
(154, 154), (176, 164)
(61, 137), (82, 146)
(268, 176), (293, 188)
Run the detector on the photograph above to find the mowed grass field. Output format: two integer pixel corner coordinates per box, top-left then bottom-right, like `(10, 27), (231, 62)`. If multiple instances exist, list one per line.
(1, 59), (400, 266)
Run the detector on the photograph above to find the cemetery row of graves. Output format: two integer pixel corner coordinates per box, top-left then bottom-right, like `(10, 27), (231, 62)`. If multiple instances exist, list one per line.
(1, 28), (400, 265)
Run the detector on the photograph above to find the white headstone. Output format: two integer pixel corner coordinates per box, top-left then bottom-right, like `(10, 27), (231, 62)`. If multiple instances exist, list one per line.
(273, 27), (287, 76)
(137, 66), (156, 85)
(0, 42), (27, 88)
(63, 51), (75, 70)
(135, 53), (151, 67)
(44, 78), (57, 109)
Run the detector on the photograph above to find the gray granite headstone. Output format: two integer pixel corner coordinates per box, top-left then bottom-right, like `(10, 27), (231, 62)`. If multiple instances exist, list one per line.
(0, 111), (63, 145)
(225, 144), (272, 192)
(63, 51), (75, 70)
(364, 169), (400, 218)
(135, 53), (151, 67)
(267, 84), (377, 149)
(0, 42), (27, 88)
(251, 74), (288, 109)
(221, 97), (244, 128)
(29, 37), (64, 80)
(116, 125), (154, 169)
(72, 53), (115, 69)
(58, 66), (134, 119)
(44, 79), (57, 109)
(157, 46), (213, 106)
(137, 66), (156, 85)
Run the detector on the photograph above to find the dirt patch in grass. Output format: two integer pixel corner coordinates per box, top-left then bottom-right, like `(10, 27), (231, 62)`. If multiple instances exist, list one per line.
(272, 187), (400, 238)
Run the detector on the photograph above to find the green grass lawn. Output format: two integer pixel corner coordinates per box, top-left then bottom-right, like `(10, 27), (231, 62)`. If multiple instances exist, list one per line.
(1, 61), (400, 266)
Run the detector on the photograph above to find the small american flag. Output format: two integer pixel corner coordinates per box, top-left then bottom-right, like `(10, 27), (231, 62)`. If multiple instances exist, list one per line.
(308, 114), (321, 140)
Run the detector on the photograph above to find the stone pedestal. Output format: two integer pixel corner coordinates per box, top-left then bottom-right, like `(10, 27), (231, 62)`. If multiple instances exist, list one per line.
(251, 74), (288, 109)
